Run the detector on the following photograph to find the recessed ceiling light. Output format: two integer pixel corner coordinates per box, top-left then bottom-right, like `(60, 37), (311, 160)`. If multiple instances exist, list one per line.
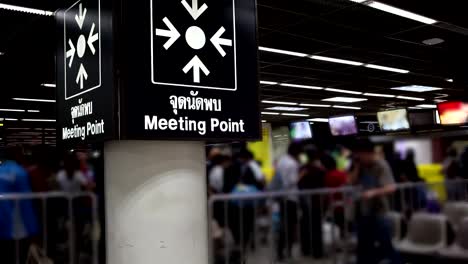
(308, 118), (329, 123)
(333, 105), (362, 110)
(416, 104), (437, 109)
(422, 38), (444, 46)
(261, 112), (280, 116)
(350, 0), (367, 3)
(365, 64), (410, 74)
(4, 118), (18, 121)
(364, 93), (396, 98)
(280, 83), (323, 90)
(396, 95), (425, 101)
(325, 88), (363, 95)
(13, 98), (56, 103)
(267, 106), (308, 111)
(262, 100), (298, 106)
(0, 3), (53, 16)
(310, 55), (364, 66)
(22, 119), (56, 122)
(365, 1), (437, 25)
(391, 85), (443, 93)
(0, 109), (25, 112)
(260, 80), (278, 85)
(322, 97), (368, 103)
(446, 79), (453, 83)
(27, 110), (40, 113)
(434, 99), (447, 103)
(281, 113), (310, 117)
(299, 103), (331, 108)
(41, 83), (56, 88)
(259, 46), (308, 57)
(261, 120), (267, 123)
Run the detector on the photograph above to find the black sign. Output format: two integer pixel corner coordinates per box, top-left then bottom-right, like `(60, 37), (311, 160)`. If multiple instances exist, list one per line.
(56, 0), (115, 144)
(119, 0), (260, 140)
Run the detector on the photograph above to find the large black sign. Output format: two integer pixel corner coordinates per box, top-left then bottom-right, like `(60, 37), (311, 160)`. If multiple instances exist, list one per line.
(56, 0), (115, 144)
(119, 0), (260, 140)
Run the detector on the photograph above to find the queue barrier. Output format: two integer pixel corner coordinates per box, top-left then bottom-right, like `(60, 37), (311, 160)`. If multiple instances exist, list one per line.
(0, 192), (99, 264)
(208, 180), (468, 264)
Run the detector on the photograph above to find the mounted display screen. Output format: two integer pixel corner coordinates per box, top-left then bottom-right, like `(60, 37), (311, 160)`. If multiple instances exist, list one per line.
(377, 109), (410, 132)
(437, 101), (468, 125)
(329, 115), (358, 136)
(289, 121), (312, 140)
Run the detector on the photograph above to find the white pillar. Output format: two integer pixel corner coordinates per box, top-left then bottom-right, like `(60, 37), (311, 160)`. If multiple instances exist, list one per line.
(104, 141), (208, 264)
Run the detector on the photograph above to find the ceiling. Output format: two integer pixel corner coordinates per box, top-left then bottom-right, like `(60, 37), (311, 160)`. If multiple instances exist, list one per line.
(1, 0), (468, 143)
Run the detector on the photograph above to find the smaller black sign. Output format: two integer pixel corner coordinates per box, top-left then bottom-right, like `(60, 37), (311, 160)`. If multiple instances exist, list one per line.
(56, 0), (115, 145)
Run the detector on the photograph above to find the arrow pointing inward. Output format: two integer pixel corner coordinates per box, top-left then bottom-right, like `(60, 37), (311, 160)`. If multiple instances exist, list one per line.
(181, 0), (207, 20)
(88, 23), (99, 54)
(210, 27), (232, 57)
(76, 64), (88, 89)
(67, 39), (76, 68)
(75, 3), (87, 29)
(155, 17), (181, 50)
(183, 55), (210, 83)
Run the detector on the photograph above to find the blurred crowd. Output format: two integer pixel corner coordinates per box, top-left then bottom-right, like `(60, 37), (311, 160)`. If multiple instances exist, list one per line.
(207, 140), (468, 264)
(0, 146), (98, 263)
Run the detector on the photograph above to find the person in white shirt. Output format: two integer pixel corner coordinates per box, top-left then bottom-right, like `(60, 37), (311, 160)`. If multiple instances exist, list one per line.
(208, 155), (230, 194)
(56, 153), (90, 193)
(275, 143), (302, 260)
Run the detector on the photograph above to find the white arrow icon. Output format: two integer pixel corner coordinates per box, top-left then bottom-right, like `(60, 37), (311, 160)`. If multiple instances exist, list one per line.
(67, 39), (76, 68)
(156, 17), (181, 50)
(88, 23), (99, 54)
(75, 3), (87, 29)
(181, 0), (208, 21)
(210, 27), (232, 57)
(183, 55), (210, 83)
(76, 64), (88, 89)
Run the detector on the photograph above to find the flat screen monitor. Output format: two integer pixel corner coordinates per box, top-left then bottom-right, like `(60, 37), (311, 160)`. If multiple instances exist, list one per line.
(377, 109), (410, 132)
(289, 121), (312, 140)
(437, 101), (468, 125)
(329, 115), (358, 136)
(409, 110), (438, 128)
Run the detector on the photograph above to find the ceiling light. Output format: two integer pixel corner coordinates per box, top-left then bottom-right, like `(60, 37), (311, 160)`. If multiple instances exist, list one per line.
(281, 113), (310, 117)
(333, 105), (362, 110)
(259, 46), (308, 57)
(262, 100), (298, 105)
(41, 83), (56, 88)
(260, 80), (278, 85)
(364, 93), (396, 98)
(365, 64), (409, 74)
(267, 106), (307, 111)
(446, 79), (453, 83)
(391, 85), (443, 93)
(310, 55), (364, 66)
(13, 98), (56, 103)
(4, 118), (18, 121)
(422, 38), (444, 46)
(261, 120), (267, 123)
(416, 104), (437, 109)
(308, 118), (329, 123)
(0, 52), (4, 56)
(0, 3), (54, 16)
(0, 109), (25, 112)
(27, 110), (40, 113)
(325, 88), (363, 95)
(350, 0), (367, 2)
(322, 97), (368, 103)
(22, 119), (56, 122)
(299, 103), (331, 108)
(408, 107), (423, 110)
(396, 95), (425, 101)
(279, 83), (323, 90)
(366, 1), (437, 25)
(434, 99), (447, 103)
(261, 112), (280, 116)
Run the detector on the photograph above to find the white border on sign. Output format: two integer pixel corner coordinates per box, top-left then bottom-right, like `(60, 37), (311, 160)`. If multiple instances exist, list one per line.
(64, 0), (102, 101)
(150, 0), (238, 91)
